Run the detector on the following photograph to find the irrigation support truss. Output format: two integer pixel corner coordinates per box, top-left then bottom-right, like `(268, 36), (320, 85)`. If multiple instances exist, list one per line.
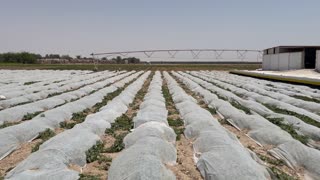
(91, 49), (263, 62)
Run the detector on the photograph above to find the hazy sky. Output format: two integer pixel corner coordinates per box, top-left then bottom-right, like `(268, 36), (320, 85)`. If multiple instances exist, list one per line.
(1, 0), (320, 57)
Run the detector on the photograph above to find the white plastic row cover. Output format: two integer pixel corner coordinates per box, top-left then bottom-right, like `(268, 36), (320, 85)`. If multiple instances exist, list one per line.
(108, 71), (177, 180)
(0, 71), (125, 109)
(175, 71), (320, 179)
(0, 71), (139, 160)
(6, 71), (150, 180)
(0, 71), (131, 123)
(165, 72), (269, 180)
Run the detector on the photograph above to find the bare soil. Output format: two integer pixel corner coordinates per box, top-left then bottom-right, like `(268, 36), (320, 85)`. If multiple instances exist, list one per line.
(163, 77), (203, 179)
(0, 139), (41, 176)
(167, 135), (203, 180)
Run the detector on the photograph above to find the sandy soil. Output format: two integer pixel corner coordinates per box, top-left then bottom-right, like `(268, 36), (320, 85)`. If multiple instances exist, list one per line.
(0, 139), (42, 176)
(167, 135), (203, 180)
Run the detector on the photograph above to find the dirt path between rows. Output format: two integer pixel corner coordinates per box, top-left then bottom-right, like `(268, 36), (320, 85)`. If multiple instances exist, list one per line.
(162, 75), (203, 180)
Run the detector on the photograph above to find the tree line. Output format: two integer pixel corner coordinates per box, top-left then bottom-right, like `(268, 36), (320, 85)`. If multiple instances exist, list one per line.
(0, 52), (41, 64)
(107, 56), (141, 64)
(0, 52), (141, 64)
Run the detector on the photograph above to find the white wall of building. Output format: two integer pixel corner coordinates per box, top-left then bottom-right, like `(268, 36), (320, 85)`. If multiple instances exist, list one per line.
(289, 52), (303, 70)
(262, 52), (303, 71)
(262, 54), (271, 70)
(278, 53), (289, 70)
(270, 54), (279, 70)
(316, 50), (320, 72)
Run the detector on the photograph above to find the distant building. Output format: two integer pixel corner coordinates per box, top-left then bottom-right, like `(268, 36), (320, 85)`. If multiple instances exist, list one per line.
(262, 46), (320, 71)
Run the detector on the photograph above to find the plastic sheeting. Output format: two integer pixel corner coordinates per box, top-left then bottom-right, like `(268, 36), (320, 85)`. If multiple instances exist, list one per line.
(108, 71), (177, 180)
(0, 70), (90, 96)
(204, 71), (320, 113)
(173, 71), (320, 179)
(0, 71), (132, 124)
(0, 71), (103, 100)
(188, 71), (320, 143)
(216, 71), (320, 99)
(0, 71), (140, 160)
(6, 71), (150, 180)
(0, 71), (125, 108)
(164, 72), (270, 180)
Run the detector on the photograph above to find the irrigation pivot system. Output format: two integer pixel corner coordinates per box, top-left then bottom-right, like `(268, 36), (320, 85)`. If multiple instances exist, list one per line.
(91, 49), (263, 62)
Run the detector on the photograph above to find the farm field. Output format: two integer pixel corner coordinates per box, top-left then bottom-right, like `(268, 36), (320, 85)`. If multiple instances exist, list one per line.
(0, 69), (320, 180)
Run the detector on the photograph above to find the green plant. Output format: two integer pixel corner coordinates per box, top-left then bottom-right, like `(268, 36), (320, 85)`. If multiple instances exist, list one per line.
(168, 118), (184, 127)
(47, 92), (62, 98)
(53, 80), (63, 83)
(32, 128), (56, 152)
(0, 121), (19, 129)
(292, 95), (320, 103)
(97, 155), (112, 164)
(71, 109), (90, 123)
(86, 141), (105, 163)
(266, 84), (275, 87)
(263, 103), (320, 128)
(105, 115), (132, 136)
(216, 93), (228, 101)
(22, 111), (43, 120)
(266, 117), (309, 145)
(219, 118), (229, 125)
(234, 92), (246, 98)
(24, 81), (39, 85)
(105, 133), (127, 153)
(206, 107), (217, 114)
(162, 84), (174, 107)
(31, 142), (42, 152)
(173, 127), (185, 141)
(230, 100), (251, 114)
(78, 174), (101, 180)
(94, 88), (124, 110)
(59, 121), (77, 129)
(258, 154), (284, 166)
(38, 128), (56, 141)
(247, 145), (255, 151)
(269, 167), (297, 180)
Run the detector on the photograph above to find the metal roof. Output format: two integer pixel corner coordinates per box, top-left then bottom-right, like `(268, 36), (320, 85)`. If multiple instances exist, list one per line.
(265, 46), (320, 50)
